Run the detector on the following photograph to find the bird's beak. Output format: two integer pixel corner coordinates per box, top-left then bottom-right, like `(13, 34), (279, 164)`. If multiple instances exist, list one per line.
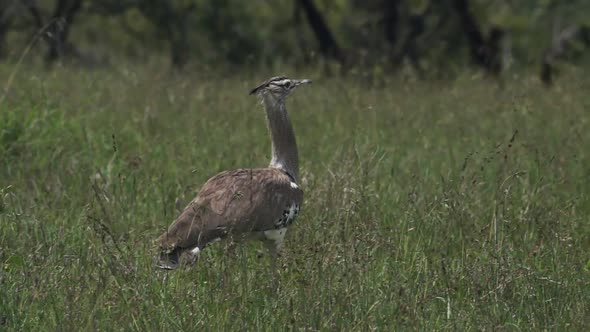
(295, 79), (312, 87)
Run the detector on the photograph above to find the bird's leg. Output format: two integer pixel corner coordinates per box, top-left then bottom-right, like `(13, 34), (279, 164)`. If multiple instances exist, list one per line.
(264, 240), (282, 291)
(224, 236), (239, 257)
(265, 239), (284, 267)
(270, 244), (278, 271)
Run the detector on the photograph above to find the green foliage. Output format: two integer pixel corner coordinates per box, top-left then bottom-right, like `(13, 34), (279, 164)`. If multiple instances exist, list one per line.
(0, 64), (589, 330)
(3, 0), (589, 69)
(0, 109), (24, 158)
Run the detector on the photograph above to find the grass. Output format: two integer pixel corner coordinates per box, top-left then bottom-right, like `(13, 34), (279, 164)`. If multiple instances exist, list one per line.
(0, 63), (589, 330)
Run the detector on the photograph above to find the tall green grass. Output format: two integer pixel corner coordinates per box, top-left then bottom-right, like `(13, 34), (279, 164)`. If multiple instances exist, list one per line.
(1, 64), (589, 330)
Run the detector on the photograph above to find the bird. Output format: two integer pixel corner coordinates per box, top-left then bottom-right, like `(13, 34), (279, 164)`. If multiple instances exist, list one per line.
(155, 76), (311, 270)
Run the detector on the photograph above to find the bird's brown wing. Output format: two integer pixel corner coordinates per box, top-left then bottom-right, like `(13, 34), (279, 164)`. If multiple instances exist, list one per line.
(156, 168), (303, 253)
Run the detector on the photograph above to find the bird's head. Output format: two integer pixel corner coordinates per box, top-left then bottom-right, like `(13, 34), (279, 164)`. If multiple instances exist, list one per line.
(249, 76), (312, 102)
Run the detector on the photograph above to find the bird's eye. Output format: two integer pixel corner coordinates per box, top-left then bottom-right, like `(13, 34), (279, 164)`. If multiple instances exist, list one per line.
(284, 81), (291, 88)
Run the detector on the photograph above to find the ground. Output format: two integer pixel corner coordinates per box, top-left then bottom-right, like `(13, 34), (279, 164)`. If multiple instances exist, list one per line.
(0, 63), (589, 330)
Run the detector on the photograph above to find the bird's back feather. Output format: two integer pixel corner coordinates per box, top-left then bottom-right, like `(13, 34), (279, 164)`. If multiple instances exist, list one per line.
(156, 167), (303, 256)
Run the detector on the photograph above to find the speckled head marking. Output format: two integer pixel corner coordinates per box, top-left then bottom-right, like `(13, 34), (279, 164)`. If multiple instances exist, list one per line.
(249, 76), (312, 99)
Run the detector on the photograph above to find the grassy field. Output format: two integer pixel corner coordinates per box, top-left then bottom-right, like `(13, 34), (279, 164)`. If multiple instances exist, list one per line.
(0, 64), (589, 330)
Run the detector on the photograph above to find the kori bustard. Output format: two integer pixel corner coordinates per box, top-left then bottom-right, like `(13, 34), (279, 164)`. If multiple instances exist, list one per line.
(156, 76), (311, 269)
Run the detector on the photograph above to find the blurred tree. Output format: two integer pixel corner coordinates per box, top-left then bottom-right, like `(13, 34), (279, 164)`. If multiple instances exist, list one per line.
(0, 2), (12, 58)
(194, 0), (263, 64)
(297, 0), (343, 62)
(23, 0), (83, 64)
(92, 0), (193, 68)
(383, 0), (400, 48)
(450, 0), (504, 75)
(46, 0), (83, 63)
(0, 0), (587, 82)
(136, 0), (192, 68)
(541, 24), (590, 85)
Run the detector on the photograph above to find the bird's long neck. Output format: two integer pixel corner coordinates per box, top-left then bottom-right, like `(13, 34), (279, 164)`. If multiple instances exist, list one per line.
(262, 94), (299, 182)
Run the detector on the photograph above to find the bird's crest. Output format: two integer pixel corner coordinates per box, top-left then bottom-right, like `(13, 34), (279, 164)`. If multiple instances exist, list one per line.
(249, 76), (289, 95)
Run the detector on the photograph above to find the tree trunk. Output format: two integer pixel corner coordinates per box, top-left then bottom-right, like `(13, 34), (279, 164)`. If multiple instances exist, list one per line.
(393, 11), (427, 75)
(297, 0), (343, 62)
(138, 0), (190, 68)
(451, 0), (503, 75)
(24, 0), (44, 30)
(24, 0), (82, 64)
(0, 13), (8, 58)
(45, 0), (83, 63)
(540, 24), (590, 86)
(167, 25), (188, 68)
(383, 0), (400, 47)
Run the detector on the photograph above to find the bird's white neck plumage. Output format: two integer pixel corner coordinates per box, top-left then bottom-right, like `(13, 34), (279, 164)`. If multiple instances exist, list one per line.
(262, 93), (299, 182)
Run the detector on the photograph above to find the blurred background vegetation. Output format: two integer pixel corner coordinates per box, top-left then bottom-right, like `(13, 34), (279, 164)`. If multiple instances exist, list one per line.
(0, 0), (589, 83)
